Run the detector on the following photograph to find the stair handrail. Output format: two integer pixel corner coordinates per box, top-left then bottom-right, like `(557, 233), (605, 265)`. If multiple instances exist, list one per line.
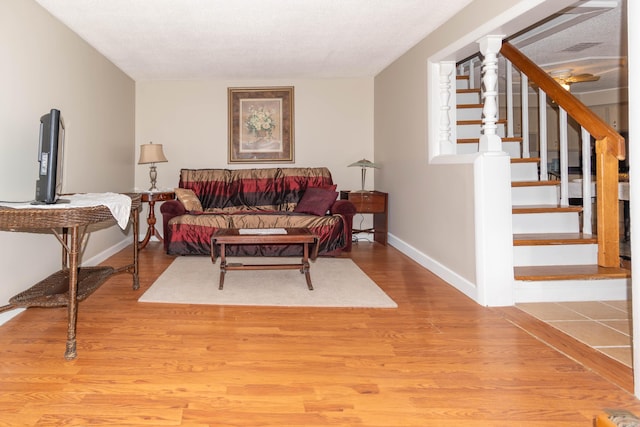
(500, 41), (626, 267)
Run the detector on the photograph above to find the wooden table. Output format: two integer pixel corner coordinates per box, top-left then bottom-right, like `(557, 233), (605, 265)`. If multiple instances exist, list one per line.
(211, 228), (318, 290)
(138, 191), (175, 249)
(339, 190), (388, 245)
(0, 194), (140, 360)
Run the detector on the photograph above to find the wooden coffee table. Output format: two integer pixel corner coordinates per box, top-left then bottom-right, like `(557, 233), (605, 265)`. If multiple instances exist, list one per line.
(211, 228), (319, 290)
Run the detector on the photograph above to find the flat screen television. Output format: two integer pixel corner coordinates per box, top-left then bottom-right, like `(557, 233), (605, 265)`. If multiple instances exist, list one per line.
(34, 108), (65, 204)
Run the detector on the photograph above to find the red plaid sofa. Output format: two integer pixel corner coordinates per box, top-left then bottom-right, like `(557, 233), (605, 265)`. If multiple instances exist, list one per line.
(160, 167), (355, 256)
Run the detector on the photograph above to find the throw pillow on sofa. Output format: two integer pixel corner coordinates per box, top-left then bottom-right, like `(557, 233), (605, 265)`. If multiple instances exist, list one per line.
(174, 188), (203, 211)
(293, 187), (338, 216)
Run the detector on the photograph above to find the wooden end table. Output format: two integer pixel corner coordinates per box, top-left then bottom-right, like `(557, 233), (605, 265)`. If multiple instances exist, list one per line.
(211, 228), (319, 290)
(138, 191), (175, 249)
(339, 190), (388, 245)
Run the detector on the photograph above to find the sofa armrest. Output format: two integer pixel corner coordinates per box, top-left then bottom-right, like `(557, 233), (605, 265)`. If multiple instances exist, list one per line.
(160, 200), (187, 251)
(330, 200), (356, 252)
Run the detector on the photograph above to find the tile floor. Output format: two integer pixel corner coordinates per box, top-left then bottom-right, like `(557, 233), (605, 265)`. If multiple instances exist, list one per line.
(517, 300), (632, 367)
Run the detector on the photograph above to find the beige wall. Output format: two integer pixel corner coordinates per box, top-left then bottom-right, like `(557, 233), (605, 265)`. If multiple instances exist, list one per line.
(134, 78), (373, 198)
(374, 0), (555, 282)
(0, 1), (135, 308)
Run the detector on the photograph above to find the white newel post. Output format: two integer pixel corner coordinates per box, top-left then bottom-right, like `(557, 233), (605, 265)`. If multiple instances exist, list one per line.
(474, 35), (513, 306)
(478, 36), (503, 153)
(439, 62), (455, 154)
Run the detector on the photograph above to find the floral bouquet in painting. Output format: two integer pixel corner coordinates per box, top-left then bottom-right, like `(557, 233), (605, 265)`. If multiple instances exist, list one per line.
(245, 106), (276, 139)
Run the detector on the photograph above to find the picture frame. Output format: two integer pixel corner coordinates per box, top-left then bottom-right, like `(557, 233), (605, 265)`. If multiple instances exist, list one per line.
(228, 86), (294, 163)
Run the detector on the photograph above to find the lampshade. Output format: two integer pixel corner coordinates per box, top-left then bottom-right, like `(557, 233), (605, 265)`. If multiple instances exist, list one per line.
(138, 142), (168, 191)
(138, 142), (168, 164)
(348, 159), (380, 169)
(348, 158), (380, 192)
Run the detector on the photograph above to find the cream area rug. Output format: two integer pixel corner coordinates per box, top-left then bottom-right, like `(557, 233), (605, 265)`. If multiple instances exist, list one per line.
(139, 256), (397, 308)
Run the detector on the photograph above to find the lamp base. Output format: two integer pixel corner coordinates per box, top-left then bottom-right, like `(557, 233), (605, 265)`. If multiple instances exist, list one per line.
(148, 165), (158, 191)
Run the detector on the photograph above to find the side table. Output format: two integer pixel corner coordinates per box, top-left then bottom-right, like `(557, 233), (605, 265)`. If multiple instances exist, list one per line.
(339, 190), (388, 245)
(139, 191), (175, 249)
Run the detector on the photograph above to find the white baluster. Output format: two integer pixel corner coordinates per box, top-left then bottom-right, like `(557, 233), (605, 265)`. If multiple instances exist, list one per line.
(581, 127), (592, 234)
(439, 62), (455, 154)
(559, 107), (569, 205)
(506, 60), (514, 138)
(538, 91), (548, 181)
(520, 73), (530, 158)
(478, 36), (504, 153)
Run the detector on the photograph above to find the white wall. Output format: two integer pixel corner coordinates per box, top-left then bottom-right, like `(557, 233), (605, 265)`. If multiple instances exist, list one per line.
(134, 79), (374, 233)
(0, 0), (135, 311)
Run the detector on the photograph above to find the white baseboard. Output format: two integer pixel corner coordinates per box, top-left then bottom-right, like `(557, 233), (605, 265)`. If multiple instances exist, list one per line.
(387, 233), (480, 304)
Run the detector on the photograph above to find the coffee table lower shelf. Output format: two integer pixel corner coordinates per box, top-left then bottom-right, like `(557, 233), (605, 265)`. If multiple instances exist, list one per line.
(211, 228), (319, 290)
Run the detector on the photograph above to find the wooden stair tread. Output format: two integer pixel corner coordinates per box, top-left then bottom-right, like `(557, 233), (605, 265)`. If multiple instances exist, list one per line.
(457, 137), (522, 144)
(515, 264), (631, 281)
(514, 233), (597, 246)
(457, 119), (507, 125)
(513, 204), (582, 214)
(458, 103), (483, 109)
(512, 180), (560, 187)
(511, 157), (540, 164)
(456, 88), (479, 94)
(456, 75), (469, 80)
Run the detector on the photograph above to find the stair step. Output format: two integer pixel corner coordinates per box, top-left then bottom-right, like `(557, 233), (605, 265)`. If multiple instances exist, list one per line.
(511, 157), (540, 164)
(513, 233), (597, 246)
(457, 119), (507, 126)
(514, 264), (630, 281)
(457, 136), (522, 144)
(512, 180), (560, 188)
(513, 204), (582, 214)
(456, 88), (479, 94)
(458, 103), (483, 109)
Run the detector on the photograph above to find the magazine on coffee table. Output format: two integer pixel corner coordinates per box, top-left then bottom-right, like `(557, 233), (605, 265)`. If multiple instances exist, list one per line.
(238, 228), (287, 235)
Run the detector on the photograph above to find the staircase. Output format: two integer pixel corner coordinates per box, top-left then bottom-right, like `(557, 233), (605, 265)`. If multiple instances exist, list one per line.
(455, 74), (630, 302)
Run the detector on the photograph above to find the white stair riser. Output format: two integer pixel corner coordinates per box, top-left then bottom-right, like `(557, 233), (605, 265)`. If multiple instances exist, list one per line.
(511, 163), (540, 181)
(511, 186), (559, 205)
(457, 107), (483, 120)
(512, 212), (580, 233)
(456, 107), (482, 120)
(456, 140), (521, 157)
(456, 92), (480, 104)
(456, 78), (469, 90)
(457, 123), (505, 139)
(514, 278), (630, 303)
(514, 244), (597, 266)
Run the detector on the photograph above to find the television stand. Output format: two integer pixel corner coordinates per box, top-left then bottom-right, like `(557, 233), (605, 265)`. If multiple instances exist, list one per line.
(0, 193), (141, 360)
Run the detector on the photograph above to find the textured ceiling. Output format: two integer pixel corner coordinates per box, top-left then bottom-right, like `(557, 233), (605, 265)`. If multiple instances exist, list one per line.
(33, 0), (626, 94)
(34, 0), (474, 80)
(512, 0), (626, 94)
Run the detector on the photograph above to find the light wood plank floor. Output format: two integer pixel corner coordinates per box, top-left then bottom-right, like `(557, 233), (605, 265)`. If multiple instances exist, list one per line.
(0, 241), (639, 426)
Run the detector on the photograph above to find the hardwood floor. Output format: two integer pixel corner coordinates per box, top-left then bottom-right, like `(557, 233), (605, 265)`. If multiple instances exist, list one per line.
(1, 241), (639, 426)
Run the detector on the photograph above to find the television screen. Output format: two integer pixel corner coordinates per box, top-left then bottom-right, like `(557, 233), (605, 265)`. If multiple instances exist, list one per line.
(34, 109), (65, 204)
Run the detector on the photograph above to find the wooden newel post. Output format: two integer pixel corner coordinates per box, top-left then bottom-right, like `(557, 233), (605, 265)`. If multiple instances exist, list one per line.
(595, 136), (620, 267)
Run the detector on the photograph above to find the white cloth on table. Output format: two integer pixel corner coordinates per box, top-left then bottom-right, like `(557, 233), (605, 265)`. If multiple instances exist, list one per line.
(0, 193), (132, 229)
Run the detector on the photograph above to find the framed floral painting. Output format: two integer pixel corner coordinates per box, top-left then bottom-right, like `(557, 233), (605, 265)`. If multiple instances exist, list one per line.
(228, 86), (294, 163)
